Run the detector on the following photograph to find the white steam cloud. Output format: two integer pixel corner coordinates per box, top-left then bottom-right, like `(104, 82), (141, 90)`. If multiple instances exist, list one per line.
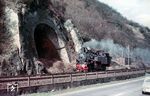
(83, 39), (150, 63)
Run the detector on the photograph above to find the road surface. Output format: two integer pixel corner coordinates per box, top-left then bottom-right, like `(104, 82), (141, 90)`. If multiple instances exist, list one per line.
(25, 77), (149, 96)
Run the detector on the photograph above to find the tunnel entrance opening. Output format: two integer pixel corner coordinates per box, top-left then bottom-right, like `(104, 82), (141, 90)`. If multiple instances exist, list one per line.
(34, 24), (60, 61)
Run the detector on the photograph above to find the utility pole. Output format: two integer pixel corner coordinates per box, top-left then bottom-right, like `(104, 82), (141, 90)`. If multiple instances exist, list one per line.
(122, 49), (124, 65)
(127, 45), (130, 69)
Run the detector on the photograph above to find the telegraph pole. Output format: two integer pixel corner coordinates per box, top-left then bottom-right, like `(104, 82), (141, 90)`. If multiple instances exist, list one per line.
(122, 49), (124, 65)
(127, 45), (130, 69)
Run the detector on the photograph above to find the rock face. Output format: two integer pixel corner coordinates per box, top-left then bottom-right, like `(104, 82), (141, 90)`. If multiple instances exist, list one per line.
(18, 0), (70, 74)
(0, 0), (80, 76)
(64, 19), (83, 53)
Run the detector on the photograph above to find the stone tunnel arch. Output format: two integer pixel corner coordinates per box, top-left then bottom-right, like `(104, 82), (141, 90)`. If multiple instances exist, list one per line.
(34, 24), (61, 61)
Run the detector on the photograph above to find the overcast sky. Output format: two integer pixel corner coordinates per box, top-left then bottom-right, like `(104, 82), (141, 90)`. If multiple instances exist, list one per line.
(98, 0), (150, 28)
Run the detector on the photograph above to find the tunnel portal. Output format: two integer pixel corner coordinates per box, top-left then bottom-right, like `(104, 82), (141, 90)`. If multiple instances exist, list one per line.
(34, 24), (60, 60)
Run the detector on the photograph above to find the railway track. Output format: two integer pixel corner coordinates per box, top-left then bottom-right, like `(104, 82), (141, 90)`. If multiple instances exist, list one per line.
(0, 68), (149, 92)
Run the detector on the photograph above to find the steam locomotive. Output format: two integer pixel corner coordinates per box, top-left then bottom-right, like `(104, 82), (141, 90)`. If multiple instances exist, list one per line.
(76, 47), (112, 72)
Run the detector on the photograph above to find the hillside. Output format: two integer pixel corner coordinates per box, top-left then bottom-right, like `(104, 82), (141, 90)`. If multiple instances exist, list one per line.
(51, 0), (150, 48)
(50, 0), (150, 64)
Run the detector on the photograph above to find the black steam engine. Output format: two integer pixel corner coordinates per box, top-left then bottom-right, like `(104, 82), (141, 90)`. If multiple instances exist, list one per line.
(76, 47), (112, 72)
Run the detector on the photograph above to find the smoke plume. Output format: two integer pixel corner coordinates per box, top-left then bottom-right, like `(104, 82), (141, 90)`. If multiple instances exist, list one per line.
(83, 39), (150, 63)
